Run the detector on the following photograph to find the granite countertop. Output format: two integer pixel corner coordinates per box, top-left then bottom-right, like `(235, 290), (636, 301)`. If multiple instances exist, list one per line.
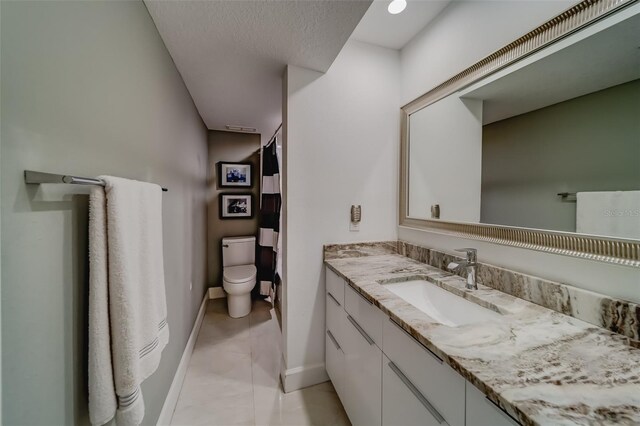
(324, 243), (640, 426)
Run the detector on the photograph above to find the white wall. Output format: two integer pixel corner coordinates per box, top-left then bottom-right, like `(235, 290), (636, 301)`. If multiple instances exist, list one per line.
(400, 0), (640, 303)
(1, 1), (208, 424)
(283, 40), (399, 389)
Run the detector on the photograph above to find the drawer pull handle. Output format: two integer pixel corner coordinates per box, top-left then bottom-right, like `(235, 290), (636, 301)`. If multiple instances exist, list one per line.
(327, 292), (341, 306)
(388, 361), (445, 424)
(485, 396), (521, 425)
(326, 330), (341, 351)
(347, 315), (375, 345)
(389, 318), (443, 364)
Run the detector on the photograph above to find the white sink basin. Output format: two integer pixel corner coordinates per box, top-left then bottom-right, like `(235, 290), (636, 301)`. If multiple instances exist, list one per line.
(383, 280), (501, 327)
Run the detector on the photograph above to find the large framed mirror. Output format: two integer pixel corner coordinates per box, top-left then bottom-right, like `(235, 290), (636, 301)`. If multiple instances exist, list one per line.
(400, 0), (640, 267)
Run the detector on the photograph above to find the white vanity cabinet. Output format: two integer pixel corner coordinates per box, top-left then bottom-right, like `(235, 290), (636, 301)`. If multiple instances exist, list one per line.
(342, 308), (383, 426)
(383, 317), (465, 426)
(382, 354), (449, 426)
(324, 266), (518, 426)
(344, 284), (384, 346)
(325, 268), (346, 400)
(325, 268), (383, 426)
(342, 284), (385, 426)
(326, 267), (345, 305)
(466, 382), (520, 426)
(325, 304), (345, 398)
(326, 289), (344, 350)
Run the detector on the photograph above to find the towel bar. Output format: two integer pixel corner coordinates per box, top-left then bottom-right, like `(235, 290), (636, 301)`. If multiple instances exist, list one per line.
(24, 170), (168, 192)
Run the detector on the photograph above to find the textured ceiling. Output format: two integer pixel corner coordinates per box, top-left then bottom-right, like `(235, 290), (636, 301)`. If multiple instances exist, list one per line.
(144, 0), (371, 143)
(351, 0), (451, 50)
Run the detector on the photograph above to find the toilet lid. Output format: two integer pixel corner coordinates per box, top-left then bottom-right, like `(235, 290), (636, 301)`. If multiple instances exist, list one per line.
(224, 265), (257, 284)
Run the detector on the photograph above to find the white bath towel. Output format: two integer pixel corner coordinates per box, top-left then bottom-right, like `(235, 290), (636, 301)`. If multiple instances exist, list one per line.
(88, 176), (169, 426)
(576, 190), (640, 239)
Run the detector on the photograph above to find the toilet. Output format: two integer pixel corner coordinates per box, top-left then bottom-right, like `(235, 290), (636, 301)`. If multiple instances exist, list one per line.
(222, 236), (257, 318)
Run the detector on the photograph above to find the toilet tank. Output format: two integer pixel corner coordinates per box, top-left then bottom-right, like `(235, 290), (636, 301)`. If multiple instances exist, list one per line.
(222, 236), (256, 267)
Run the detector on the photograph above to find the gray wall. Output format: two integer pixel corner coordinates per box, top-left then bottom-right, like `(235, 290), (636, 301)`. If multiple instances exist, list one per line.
(207, 130), (260, 287)
(1, 1), (208, 424)
(481, 79), (640, 232)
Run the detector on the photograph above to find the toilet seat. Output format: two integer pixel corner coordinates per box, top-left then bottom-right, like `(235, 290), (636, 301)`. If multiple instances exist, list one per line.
(223, 264), (257, 284)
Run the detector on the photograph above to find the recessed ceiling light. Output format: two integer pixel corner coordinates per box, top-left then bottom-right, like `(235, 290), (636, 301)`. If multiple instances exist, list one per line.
(388, 0), (407, 15)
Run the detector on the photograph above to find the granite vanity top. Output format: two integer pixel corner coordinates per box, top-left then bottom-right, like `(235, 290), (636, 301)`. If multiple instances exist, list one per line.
(324, 243), (640, 426)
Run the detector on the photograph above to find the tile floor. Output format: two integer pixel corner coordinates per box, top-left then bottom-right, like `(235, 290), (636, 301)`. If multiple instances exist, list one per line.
(170, 298), (351, 426)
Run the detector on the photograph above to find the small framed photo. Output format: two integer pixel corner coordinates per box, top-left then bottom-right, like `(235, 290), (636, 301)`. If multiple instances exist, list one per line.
(220, 193), (253, 219)
(218, 162), (252, 187)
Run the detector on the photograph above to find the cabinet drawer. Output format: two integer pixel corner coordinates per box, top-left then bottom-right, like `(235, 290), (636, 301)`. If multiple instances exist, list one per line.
(383, 354), (449, 426)
(326, 267), (345, 305)
(466, 382), (520, 426)
(326, 293), (344, 347)
(326, 331), (345, 400)
(383, 318), (465, 426)
(345, 283), (384, 346)
(343, 308), (383, 426)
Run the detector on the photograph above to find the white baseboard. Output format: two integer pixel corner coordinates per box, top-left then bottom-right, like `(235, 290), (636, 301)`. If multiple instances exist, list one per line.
(281, 361), (329, 393)
(208, 287), (226, 299)
(157, 294), (208, 425)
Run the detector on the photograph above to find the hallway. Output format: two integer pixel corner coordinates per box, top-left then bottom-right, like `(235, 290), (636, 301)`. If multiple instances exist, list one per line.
(170, 299), (350, 426)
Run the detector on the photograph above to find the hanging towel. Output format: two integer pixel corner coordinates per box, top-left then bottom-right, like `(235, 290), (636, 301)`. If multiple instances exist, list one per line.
(576, 190), (640, 239)
(88, 176), (169, 426)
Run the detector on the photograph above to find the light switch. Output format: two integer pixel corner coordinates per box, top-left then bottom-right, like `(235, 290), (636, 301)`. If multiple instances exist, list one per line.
(350, 204), (361, 232)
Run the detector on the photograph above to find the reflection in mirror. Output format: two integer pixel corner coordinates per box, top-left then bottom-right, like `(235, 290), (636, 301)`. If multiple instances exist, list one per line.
(408, 96), (482, 222)
(406, 5), (640, 240)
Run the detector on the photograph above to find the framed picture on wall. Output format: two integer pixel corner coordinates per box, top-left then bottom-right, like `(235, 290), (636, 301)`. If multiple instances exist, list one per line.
(220, 193), (253, 219)
(218, 162), (252, 187)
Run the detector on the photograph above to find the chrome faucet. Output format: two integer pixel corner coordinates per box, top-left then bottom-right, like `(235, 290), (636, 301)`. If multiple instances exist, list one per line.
(447, 248), (478, 290)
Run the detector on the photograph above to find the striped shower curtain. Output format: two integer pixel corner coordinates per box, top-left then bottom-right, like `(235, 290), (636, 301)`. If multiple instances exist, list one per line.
(257, 138), (281, 299)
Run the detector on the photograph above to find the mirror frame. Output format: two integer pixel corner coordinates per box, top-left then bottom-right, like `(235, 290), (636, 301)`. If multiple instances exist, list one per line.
(399, 0), (640, 268)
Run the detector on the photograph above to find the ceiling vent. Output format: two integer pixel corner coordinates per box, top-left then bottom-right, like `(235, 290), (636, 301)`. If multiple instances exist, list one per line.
(226, 125), (257, 133)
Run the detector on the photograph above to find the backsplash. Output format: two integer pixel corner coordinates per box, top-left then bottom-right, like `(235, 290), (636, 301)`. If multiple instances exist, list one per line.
(395, 241), (640, 342)
(324, 241), (398, 260)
